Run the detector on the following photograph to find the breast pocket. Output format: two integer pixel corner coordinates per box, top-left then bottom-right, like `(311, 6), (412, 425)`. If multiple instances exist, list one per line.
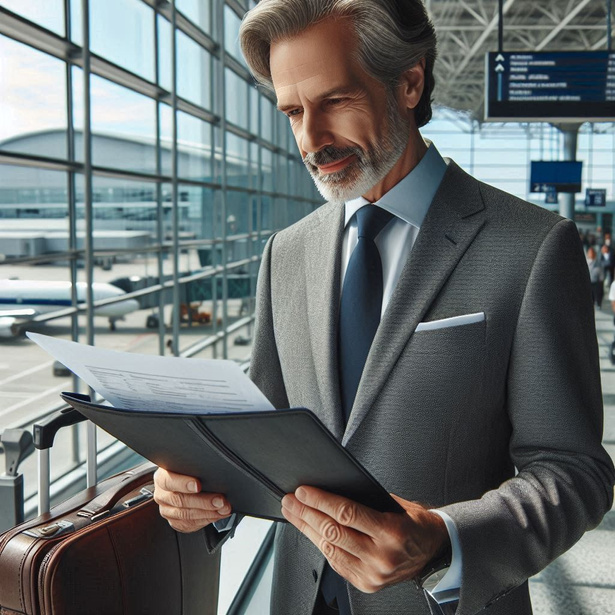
(385, 318), (487, 425)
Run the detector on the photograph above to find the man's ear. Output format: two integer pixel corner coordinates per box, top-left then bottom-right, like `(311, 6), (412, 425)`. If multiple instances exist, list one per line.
(397, 58), (425, 115)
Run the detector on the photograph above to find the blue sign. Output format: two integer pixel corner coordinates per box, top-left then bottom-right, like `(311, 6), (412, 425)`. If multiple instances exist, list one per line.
(545, 187), (558, 205)
(485, 51), (615, 121)
(585, 188), (607, 207)
(530, 161), (583, 194)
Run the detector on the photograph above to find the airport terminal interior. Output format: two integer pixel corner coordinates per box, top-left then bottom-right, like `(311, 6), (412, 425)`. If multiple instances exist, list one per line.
(0, 0), (614, 613)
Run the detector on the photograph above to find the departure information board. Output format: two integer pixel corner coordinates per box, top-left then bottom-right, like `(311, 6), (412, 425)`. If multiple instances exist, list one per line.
(485, 51), (615, 122)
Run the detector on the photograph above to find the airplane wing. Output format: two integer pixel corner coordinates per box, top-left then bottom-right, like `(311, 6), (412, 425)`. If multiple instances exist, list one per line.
(0, 309), (39, 338)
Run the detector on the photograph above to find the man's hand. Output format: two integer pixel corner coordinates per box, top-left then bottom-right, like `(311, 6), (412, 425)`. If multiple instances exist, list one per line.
(153, 468), (232, 533)
(281, 486), (449, 593)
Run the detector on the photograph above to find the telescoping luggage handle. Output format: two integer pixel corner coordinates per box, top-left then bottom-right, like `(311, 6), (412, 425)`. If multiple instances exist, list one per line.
(33, 395), (89, 515)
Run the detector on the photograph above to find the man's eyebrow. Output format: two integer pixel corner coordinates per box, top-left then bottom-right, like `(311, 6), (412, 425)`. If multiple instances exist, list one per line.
(276, 87), (359, 112)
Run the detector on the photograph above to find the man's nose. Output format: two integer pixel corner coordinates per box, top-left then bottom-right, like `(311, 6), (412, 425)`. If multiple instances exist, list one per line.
(300, 111), (334, 155)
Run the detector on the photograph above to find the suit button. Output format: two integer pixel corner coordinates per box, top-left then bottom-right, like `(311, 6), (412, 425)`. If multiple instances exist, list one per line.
(312, 569), (318, 582)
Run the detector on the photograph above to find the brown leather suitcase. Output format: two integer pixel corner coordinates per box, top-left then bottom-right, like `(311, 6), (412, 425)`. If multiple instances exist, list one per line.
(0, 412), (220, 615)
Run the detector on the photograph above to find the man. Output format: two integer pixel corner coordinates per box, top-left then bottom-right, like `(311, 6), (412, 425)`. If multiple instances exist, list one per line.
(153, 1), (615, 614)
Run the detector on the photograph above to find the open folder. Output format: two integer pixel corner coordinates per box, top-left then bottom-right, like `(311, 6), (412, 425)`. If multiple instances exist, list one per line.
(60, 393), (402, 522)
(27, 332), (401, 522)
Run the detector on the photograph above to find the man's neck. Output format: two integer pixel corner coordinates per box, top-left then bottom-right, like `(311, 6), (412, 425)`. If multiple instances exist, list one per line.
(362, 129), (428, 203)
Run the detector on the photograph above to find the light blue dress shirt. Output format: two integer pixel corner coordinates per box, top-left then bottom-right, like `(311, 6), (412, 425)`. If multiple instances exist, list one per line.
(343, 141), (461, 604)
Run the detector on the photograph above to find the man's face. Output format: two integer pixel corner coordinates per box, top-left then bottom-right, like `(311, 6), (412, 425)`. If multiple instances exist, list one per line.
(270, 18), (410, 203)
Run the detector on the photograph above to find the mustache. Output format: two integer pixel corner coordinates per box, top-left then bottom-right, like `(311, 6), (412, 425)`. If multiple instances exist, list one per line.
(303, 146), (362, 169)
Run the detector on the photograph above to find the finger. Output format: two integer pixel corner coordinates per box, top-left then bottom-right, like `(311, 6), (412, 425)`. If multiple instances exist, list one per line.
(158, 503), (228, 524)
(281, 494), (369, 560)
(281, 504), (364, 579)
(293, 486), (381, 537)
(154, 467), (201, 494)
(154, 489), (231, 514)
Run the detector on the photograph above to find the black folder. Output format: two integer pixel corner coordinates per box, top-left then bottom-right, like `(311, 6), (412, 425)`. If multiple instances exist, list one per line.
(61, 392), (402, 522)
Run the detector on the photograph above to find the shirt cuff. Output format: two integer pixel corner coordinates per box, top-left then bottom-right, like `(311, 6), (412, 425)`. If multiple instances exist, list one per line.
(213, 513), (237, 533)
(428, 510), (462, 604)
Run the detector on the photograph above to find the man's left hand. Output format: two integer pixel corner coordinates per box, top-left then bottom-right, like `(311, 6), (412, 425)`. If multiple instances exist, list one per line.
(281, 486), (449, 593)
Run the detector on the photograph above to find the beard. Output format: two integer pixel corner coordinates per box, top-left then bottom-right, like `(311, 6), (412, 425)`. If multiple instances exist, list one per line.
(302, 94), (411, 203)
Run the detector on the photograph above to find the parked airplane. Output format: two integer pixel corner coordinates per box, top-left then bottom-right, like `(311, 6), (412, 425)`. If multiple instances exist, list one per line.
(0, 279), (141, 338)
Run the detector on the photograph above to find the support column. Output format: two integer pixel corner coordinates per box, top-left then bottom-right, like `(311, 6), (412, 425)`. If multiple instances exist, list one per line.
(558, 123), (581, 221)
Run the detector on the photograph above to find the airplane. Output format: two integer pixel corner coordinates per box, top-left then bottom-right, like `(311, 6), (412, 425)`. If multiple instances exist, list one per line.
(0, 279), (141, 338)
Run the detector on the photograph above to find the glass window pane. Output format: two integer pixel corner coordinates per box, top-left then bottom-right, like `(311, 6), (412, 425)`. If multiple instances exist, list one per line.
(178, 185), (214, 241)
(0, 36), (67, 159)
(261, 97), (275, 143)
(177, 30), (212, 110)
(0, 0), (65, 36)
(177, 0), (211, 34)
(225, 69), (248, 129)
(75, 174), (159, 251)
(261, 148), (274, 193)
(250, 86), (259, 136)
(227, 132), (249, 188)
(89, 0), (156, 82)
(179, 112), (214, 182)
(224, 5), (246, 67)
(0, 166), (68, 245)
(157, 13), (172, 90)
(72, 70), (157, 174)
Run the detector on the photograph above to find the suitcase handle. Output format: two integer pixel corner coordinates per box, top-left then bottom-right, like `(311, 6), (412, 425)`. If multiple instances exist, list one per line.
(33, 401), (89, 451)
(76, 463), (157, 521)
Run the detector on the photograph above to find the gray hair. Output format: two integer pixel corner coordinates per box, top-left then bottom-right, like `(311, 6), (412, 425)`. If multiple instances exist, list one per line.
(239, 0), (437, 127)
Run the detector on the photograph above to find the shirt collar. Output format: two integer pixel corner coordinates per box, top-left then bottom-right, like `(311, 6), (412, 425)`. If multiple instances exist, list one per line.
(344, 141), (448, 230)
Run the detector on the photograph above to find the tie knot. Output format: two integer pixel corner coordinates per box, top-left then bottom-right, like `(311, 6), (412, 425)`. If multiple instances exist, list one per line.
(355, 205), (394, 241)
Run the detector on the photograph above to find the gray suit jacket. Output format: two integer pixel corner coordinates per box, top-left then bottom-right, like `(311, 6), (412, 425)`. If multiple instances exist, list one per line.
(247, 161), (615, 615)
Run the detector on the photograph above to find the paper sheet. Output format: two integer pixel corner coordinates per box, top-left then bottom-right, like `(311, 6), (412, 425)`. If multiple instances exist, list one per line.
(27, 332), (274, 414)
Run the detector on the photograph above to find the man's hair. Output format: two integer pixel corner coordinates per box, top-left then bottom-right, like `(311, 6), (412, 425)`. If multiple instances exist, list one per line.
(239, 0), (437, 127)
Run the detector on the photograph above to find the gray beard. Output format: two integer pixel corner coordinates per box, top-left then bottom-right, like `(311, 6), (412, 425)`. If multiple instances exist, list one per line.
(302, 98), (411, 204)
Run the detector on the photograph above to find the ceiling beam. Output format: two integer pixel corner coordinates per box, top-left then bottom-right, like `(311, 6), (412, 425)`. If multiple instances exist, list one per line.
(450, 0), (517, 79)
(535, 0), (594, 50)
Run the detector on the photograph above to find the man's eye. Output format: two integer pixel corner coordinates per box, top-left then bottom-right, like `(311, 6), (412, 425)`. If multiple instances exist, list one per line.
(327, 98), (346, 106)
(286, 109), (302, 118)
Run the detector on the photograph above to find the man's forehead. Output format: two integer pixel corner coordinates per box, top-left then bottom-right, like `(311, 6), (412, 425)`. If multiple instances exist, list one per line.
(272, 58), (358, 104)
(269, 19), (363, 103)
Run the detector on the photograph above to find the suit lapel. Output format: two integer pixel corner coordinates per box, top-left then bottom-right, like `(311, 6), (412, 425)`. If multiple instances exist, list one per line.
(304, 202), (345, 440)
(343, 162), (487, 446)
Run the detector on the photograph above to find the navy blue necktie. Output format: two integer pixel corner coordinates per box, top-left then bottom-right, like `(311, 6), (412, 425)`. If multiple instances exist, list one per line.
(339, 205), (394, 425)
(321, 205), (393, 614)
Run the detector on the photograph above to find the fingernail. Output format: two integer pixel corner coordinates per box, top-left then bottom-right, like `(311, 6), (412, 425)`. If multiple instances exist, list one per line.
(219, 506), (231, 515)
(213, 496), (224, 507)
(188, 481), (198, 493)
(295, 487), (307, 502)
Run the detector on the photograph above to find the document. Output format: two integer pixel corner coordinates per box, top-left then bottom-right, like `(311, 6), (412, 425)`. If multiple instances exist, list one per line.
(27, 332), (273, 414)
(27, 332), (401, 521)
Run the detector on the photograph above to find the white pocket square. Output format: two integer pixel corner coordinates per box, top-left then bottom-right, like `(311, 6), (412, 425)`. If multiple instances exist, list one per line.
(415, 312), (485, 332)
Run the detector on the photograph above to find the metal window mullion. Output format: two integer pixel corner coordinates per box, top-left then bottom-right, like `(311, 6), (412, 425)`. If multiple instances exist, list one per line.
(155, 9), (166, 357)
(171, 0), (180, 357)
(66, 0), (81, 466)
(217, 0), (229, 360)
(81, 0), (97, 487)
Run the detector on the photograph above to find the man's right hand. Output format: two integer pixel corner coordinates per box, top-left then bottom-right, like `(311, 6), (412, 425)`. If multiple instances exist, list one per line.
(153, 468), (232, 533)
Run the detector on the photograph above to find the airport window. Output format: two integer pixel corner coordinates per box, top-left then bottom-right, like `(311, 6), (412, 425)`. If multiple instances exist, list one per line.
(0, 5), (320, 581)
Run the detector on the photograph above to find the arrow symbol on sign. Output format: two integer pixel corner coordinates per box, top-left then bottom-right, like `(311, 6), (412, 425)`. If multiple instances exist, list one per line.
(495, 54), (505, 62)
(495, 64), (505, 73)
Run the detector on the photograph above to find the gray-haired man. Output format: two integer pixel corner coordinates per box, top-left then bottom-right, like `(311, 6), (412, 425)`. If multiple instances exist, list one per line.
(154, 2), (615, 614)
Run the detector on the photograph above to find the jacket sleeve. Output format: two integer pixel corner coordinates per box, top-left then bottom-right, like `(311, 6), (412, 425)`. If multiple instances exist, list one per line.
(440, 218), (615, 615)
